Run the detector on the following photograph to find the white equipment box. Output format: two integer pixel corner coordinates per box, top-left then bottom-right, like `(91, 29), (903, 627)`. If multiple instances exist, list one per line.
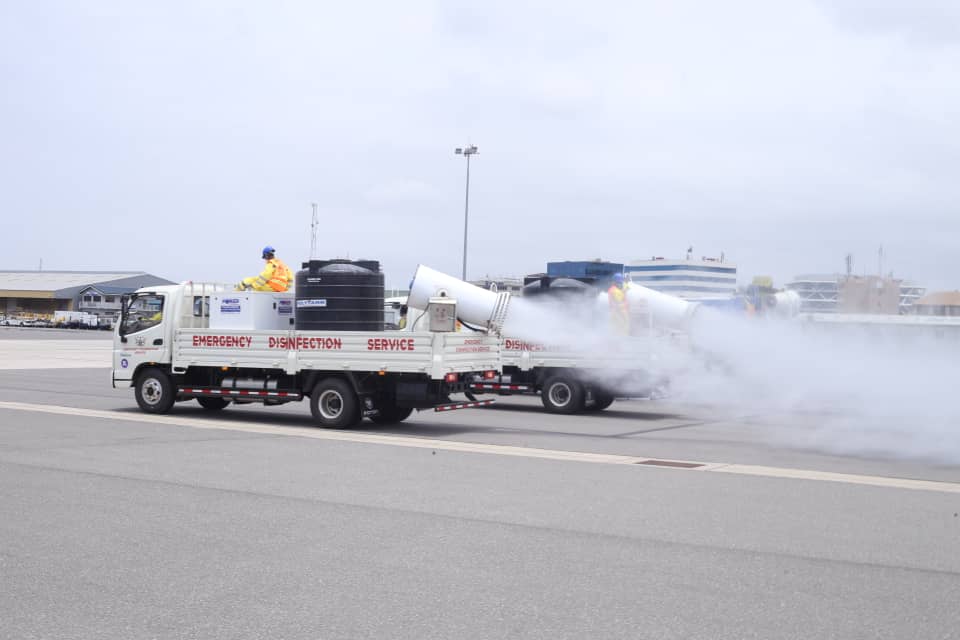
(427, 297), (457, 332)
(210, 292), (296, 330)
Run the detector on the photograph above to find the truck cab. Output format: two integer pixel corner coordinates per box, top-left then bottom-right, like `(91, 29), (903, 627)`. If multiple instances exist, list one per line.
(113, 285), (185, 387)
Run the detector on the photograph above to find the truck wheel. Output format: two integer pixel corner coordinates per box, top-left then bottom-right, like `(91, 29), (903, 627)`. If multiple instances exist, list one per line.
(197, 397), (230, 411)
(310, 378), (361, 429)
(135, 367), (175, 414)
(369, 406), (413, 425)
(540, 376), (584, 414)
(587, 392), (615, 412)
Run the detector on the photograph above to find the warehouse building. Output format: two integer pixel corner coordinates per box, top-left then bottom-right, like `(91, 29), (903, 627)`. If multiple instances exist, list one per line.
(0, 271), (173, 323)
(912, 291), (960, 317)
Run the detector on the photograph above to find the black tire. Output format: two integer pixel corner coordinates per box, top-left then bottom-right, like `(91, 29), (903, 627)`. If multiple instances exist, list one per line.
(134, 367), (175, 414)
(369, 405), (413, 425)
(197, 397), (230, 411)
(540, 376), (584, 414)
(586, 391), (615, 412)
(310, 378), (361, 428)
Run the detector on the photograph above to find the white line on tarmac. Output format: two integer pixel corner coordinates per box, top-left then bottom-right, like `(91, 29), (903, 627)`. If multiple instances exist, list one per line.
(2, 400), (959, 495)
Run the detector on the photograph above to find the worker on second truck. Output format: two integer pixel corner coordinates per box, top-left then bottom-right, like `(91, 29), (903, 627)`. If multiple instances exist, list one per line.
(608, 272), (630, 335)
(237, 246), (294, 292)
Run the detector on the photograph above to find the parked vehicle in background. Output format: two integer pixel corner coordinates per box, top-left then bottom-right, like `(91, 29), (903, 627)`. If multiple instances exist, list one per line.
(53, 310), (100, 329)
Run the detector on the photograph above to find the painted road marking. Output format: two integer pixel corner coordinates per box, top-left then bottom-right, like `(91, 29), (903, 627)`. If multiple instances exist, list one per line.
(1, 400), (959, 495)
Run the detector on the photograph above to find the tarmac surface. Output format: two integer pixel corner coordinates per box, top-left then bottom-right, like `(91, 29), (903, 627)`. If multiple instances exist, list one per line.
(1, 330), (959, 639)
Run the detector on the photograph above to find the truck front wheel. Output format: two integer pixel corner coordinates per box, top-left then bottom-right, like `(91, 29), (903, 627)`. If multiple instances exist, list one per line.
(135, 367), (175, 414)
(310, 378), (361, 429)
(540, 376), (584, 414)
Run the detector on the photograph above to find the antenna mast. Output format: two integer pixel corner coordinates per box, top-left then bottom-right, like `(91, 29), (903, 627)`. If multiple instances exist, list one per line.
(310, 202), (319, 259)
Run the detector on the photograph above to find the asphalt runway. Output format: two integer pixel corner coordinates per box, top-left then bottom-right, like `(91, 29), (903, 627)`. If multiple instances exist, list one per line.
(1, 338), (959, 639)
(0, 326), (112, 340)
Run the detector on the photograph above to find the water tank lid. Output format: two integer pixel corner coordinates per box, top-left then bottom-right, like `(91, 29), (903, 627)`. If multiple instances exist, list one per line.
(317, 263), (374, 274)
(301, 259), (381, 273)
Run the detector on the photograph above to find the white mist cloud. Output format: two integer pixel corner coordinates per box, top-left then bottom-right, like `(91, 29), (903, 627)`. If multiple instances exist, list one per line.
(496, 280), (960, 464)
(668, 310), (960, 464)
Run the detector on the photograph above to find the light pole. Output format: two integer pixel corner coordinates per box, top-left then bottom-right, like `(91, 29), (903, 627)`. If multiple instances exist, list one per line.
(455, 144), (478, 281)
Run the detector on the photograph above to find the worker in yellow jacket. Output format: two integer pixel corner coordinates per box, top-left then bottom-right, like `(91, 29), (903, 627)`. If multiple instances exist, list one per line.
(608, 273), (630, 335)
(237, 246), (294, 292)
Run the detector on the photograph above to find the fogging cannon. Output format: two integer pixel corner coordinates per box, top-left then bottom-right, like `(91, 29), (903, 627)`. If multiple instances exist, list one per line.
(408, 265), (512, 334)
(621, 283), (702, 330)
(408, 264), (702, 334)
(761, 290), (801, 318)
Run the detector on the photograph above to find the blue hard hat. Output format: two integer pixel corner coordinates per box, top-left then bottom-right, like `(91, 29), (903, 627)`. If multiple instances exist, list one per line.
(613, 273), (624, 284)
(261, 245), (275, 258)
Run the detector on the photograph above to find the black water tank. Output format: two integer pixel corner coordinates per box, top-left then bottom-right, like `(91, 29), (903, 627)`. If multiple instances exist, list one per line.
(295, 259), (384, 331)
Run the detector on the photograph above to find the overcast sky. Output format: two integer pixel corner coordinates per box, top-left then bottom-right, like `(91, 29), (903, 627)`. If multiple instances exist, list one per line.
(2, 0), (958, 289)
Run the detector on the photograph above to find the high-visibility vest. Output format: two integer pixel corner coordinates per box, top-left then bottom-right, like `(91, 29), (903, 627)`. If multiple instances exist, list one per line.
(608, 285), (628, 314)
(265, 258), (293, 292)
(608, 284), (630, 334)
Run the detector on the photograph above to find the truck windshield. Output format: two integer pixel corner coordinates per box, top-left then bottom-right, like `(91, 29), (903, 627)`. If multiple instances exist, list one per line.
(121, 294), (165, 335)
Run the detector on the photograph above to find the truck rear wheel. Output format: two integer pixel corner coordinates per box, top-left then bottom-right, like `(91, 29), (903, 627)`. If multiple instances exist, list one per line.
(135, 367), (175, 414)
(197, 397), (230, 411)
(541, 376), (584, 414)
(369, 406), (413, 425)
(310, 378), (361, 429)
(587, 391), (615, 412)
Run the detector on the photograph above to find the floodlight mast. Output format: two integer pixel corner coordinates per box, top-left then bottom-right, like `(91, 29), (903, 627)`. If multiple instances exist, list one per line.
(454, 144), (478, 281)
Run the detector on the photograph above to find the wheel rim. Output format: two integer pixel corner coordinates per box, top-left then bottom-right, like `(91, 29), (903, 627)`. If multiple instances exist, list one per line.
(142, 378), (163, 406)
(548, 382), (572, 408)
(318, 389), (344, 420)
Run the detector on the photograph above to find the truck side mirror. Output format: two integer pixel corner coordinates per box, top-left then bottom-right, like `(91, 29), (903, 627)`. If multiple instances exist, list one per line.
(119, 294), (131, 336)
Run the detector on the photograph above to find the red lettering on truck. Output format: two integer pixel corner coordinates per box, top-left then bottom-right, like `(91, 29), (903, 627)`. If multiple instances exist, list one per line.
(192, 335), (253, 348)
(367, 338), (415, 351)
(267, 336), (343, 350)
(503, 339), (568, 352)
(504, 339), (546, 351)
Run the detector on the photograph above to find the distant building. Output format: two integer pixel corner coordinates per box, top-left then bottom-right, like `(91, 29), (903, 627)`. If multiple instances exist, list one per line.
(624, 256), (737, 300)
(0, 271), (173, 322)
(913, 291), (960, 317)
(546, 260), (624, 281)
(785, 274), (840, 313)
(469, 277), (525, 295)
(899, 281), (926, 313)
(837, 276), (901, 315)
(786, 274), (925, 314)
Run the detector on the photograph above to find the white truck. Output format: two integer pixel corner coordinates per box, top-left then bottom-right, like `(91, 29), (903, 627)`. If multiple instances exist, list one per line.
(407, 265), (681, 414)
(467, 335), (664, 414)
(112, 282), (501, 428)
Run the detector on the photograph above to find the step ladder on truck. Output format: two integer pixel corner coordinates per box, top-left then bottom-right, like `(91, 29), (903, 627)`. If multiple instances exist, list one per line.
(112, 280), (501, 428)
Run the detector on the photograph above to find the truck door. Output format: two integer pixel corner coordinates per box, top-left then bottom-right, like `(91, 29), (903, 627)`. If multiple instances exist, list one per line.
(114, 293), (168, 382)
